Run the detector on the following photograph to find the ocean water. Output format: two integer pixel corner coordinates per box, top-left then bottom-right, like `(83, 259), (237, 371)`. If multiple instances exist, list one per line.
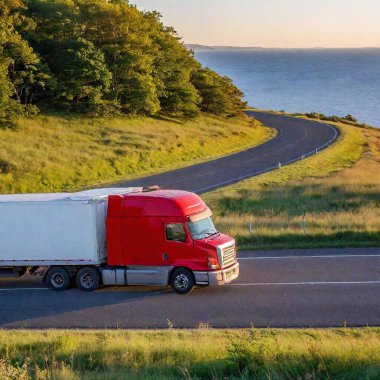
(195, 49), (380, 127)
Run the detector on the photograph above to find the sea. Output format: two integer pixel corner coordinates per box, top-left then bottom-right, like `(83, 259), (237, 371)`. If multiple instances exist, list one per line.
(194, 48), (380, 128)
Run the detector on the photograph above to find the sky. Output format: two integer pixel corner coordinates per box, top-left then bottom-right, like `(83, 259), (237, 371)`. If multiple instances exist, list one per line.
(130, 0), (380, 48)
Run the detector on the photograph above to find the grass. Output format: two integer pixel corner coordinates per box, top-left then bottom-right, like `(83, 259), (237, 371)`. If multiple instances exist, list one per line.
(1, 328), (380, 379)
(204, 120), (380, 249)
(0, 114), (274, 194)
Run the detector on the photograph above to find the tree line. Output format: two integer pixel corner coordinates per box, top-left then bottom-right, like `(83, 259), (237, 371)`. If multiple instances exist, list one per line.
(0, 0), (247, 123)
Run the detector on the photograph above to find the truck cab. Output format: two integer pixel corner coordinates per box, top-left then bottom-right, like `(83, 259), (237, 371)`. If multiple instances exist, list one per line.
(105, 189), (239, 293)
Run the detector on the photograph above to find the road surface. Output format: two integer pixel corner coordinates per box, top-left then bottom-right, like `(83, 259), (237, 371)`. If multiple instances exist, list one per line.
(0, 248), (379, 328)
(112, 111), (339, 193)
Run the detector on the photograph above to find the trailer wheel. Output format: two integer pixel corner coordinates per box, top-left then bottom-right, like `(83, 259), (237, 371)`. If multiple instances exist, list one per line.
(170, 268), (194, 294)
(76, 267), (100, 292)
(46, 267), (71, 291)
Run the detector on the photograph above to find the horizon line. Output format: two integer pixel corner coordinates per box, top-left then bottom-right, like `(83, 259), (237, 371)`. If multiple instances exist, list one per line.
(186, 43), (380, 50)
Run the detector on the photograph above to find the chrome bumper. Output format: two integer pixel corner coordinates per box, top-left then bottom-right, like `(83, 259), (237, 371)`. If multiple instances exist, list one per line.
(194, 262), (239, 286)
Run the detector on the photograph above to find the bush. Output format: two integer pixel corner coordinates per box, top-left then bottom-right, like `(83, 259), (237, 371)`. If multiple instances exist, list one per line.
(342, 114), (358, 123)
(0, 159), (14, 174)
(303, 112), (360, 126)
(305, 112), (320, 119)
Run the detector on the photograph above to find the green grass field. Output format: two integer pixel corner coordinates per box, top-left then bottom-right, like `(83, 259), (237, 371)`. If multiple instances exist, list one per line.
(0, 114), (273, 194)
(1, 328), (380, 379)
(204, 121), (380, 249)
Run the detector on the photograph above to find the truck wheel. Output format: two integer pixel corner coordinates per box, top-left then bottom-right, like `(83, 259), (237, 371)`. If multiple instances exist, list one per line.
(76, 267), (100, 292)
(170, 268), (194, 294)
(46, 267), (71, 291)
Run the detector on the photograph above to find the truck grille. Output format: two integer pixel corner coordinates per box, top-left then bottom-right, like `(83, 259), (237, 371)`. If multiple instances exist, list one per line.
(217, 241), (236, 268)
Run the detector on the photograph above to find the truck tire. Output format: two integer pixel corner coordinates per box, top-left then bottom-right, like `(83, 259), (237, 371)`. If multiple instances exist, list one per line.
(170, 268), (194, 294)
(76, 267), (100, 292)
(46, 267), (71, 291)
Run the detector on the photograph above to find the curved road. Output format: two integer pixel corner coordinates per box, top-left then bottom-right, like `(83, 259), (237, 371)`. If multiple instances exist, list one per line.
(113, 111), (339, 193)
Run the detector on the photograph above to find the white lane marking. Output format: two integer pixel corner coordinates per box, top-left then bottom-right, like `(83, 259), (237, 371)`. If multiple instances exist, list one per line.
(280, 123), (338, 166)
(229, 281), (380, 286)
(195, 118), (339, 193)
(0, 288), (48, 291)
(238, 254), (380, 260)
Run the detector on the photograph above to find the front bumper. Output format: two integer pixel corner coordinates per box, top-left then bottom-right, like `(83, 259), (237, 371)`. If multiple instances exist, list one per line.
(194, 262), (240, 286)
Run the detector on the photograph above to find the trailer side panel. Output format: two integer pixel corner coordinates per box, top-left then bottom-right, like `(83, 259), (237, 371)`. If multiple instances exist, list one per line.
(0, 200), (106, 266)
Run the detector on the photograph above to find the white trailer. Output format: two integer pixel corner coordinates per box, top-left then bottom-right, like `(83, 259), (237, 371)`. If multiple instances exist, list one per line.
(0, 188), (139, 290)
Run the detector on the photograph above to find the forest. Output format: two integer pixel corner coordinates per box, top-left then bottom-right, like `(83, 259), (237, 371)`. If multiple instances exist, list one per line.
(0, 0), (247, 124)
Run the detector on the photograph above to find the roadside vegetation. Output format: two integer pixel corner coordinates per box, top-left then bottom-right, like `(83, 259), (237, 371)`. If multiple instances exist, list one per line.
(1, 328), (380, 379)
(0, 0), (246, 126)
(204, 120), (380, 249)
(0, 0), (264, 194)
(0, 114), (273, 193)
(300, 111), (373, 129)
(249, 107), (376, 129)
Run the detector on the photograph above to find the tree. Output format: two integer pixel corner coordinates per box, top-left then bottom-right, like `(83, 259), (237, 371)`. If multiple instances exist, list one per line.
(1, 0), (247, 118)
(192, 68), (247, 117)
(4, 32), (50, 107)
(0, 59), (20, 125)
(78, 0), (160, 114)
(42, 38), (112, 111)
(0, 0), (47, 123)
(147, 13), (200, 117)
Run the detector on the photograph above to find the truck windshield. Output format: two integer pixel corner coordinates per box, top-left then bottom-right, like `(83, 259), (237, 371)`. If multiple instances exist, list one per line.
(187, 217), (218, 240)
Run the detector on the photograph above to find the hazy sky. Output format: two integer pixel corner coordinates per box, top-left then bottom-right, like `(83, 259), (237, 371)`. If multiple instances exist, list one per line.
(130, 0), (380, 48)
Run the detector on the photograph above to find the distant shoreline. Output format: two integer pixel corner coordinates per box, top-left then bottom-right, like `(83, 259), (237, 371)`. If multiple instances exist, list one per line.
(193, 47), (380, 127)
(186, 44), (380, 52)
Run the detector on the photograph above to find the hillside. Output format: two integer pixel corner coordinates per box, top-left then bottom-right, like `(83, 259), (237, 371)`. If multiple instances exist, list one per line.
(0, 114), (273, 193)
(0, 0), (267, 195)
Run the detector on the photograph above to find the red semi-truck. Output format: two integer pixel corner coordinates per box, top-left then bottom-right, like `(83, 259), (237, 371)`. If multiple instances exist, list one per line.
(0, 187), (239, 294)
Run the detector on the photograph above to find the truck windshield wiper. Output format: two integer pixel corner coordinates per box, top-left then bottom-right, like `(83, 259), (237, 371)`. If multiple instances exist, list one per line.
(201, 229), (218, 237)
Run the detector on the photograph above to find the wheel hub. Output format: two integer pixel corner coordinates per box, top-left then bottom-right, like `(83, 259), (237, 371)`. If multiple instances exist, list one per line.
(174, 274), (189, 289)
(80, 274), (94, 288)
(51, 273), (64, 287)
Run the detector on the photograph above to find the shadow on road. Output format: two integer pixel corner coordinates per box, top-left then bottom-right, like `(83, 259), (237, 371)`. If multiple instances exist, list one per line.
(0, 275), (177, 328)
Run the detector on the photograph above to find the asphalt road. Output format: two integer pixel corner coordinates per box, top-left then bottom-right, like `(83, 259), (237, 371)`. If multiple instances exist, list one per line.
(0, 248), (379, 328)
(112, 111), (339, 193)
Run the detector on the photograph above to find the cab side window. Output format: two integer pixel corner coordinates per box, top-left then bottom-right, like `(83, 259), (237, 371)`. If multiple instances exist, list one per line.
(166, 223), (186, 242)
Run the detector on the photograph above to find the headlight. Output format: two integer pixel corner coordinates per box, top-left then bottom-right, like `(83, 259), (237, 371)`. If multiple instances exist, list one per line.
(207, 255), (220, 270)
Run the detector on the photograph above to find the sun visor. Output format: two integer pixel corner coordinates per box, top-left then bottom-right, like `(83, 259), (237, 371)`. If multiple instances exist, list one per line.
(188, 208), (212, 222)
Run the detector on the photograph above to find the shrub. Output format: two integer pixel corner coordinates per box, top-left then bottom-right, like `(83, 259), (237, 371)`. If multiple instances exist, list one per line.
(0, 159), (14, 174)
(342, 114), (358, 123)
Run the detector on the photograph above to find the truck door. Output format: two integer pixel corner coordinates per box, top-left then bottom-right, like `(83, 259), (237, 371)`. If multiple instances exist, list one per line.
(163, 222), (194, 267)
